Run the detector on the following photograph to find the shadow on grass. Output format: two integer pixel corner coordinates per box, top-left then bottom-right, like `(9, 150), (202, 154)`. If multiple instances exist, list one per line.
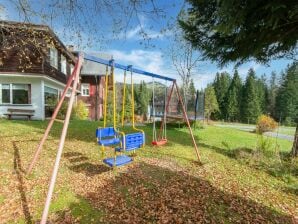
(64, 152), (109, 176)
(13, 141), (32, 224)
(52, 162), (293, 223)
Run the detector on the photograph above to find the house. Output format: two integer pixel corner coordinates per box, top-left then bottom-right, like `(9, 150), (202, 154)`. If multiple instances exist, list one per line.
(0, 20), (77, 120)
(0, 20), (109, 120)
(75, 52), (112, 120)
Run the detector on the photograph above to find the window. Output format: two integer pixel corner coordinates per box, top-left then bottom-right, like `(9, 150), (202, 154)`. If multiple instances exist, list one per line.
(81, 83), (90, 96)
(44, 86), (59, 118)
(61, 55), (67, 74)
(49, 47), (58, 69)
(0, 84), (31, 104)
(1, 84), (10, 104)
(44, 86), (59, 105)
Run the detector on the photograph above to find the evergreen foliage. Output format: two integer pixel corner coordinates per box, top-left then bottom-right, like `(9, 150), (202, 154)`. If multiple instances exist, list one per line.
(188, 79), (196, 112)
(204, 85), (219, 122)
(276, 62), (298, 125)
(267, 72), (279, 118)
(212, 72), (231, 119)
(179, 1), (298, 66)
(135, 81), (150, 115)
(225, 70), (242, 121)
(242, 69), (262, 123)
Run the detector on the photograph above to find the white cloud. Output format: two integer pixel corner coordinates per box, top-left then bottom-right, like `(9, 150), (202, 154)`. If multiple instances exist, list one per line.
(195, 72), (216, 89)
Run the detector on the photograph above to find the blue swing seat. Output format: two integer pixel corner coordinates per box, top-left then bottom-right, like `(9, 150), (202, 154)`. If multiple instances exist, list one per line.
(96, 127), (121, 146)
(116, 132), (145, 152)
(103, 155), (133, 167)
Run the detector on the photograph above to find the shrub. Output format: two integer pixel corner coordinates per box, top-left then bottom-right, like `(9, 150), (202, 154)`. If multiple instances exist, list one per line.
(256, 115), (278, 134)
(72, 100), (89, 120)
(57, 101), (68, 120)
(256, 134), (274, 157)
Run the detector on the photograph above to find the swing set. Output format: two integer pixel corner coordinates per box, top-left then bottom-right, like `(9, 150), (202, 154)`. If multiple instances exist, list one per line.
(96, 62), (146, 167)
(26, 53), (200, 224)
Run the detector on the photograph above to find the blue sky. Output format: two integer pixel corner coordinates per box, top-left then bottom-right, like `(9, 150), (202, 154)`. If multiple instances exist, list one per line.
(0, 0), (294, 88)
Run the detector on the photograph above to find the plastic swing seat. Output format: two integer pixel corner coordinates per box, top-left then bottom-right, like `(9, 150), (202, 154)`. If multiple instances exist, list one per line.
(96, 127), (120, 146)
(103, 155), (133, 167)
(115, 132), (145, 152)
(152, 138), (167, 146)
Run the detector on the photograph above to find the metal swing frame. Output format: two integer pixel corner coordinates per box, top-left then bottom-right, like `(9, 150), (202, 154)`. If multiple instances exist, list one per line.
(26, 52), (201, 224)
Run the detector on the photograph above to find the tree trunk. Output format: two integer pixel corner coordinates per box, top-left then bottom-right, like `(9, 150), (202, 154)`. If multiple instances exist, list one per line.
(292, 123), (298, 157)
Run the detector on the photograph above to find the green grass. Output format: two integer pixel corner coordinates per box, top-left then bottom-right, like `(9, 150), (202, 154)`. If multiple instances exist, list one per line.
(0, 119), (297, 223)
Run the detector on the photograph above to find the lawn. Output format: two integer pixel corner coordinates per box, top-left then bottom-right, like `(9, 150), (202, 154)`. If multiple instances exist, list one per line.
(0, 119), (297, 223)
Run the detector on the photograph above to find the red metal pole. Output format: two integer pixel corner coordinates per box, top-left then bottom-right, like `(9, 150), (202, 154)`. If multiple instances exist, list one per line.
(174, 81), (201, 162)
(26, 60), (80, 175)
(40, 54), (83, 224)
(158, 82), (175, 140)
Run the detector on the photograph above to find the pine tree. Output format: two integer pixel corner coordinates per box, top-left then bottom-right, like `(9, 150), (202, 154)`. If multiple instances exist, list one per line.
(226, 70), (242, 122)
(137, 81), (149, 116)
(267, 71), (279, 118)
(121, 85), (133, 123)
(276, 62), (298, 125)
(213, 72), (231, 120)
(242, 68), (262, 123)
(188, 79), (196, 112)
(204, 85), (219, 123)
(255, 74), (268, 114)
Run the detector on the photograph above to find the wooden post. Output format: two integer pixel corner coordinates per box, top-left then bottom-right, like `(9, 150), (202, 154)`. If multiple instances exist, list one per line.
(40, 55), (83, 224)
(174, 81), (201, 162)
(26, 60), (80, 175)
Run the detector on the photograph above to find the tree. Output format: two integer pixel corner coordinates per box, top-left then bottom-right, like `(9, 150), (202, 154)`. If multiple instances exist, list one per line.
(170, 11), (202, 110)
(212, 72), (231, 120)
(188, 79), (196, 112)
(121, 85), (133, 123)
(135, 81), (149, 116)
(204, 85), (219, 123)
(179, 1), (298, 66)
(179, 0), (298, 155)
(267, 72), (279, 118)
(255, 74), (268, 114)
(0, 0), (172, 67)
(275, 62), (298, 126)
(225, 70), (242, 121)
(242, 68), (262, 124)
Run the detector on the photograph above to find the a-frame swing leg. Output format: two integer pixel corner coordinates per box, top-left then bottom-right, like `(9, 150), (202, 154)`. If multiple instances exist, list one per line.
(174, 81), (201, 162)
(26, 60), (81, 175)
(40, 55), (83, 224)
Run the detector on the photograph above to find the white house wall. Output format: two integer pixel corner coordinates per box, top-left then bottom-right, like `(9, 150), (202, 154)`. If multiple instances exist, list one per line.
(0, 74), (66, 120)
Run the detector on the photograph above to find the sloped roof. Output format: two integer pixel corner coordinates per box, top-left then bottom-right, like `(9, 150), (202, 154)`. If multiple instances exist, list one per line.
(80, 52), (112, 76)
(0, 20), (76, 64)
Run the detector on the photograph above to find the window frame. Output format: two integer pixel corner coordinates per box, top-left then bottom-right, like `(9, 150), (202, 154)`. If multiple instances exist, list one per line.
(44, 86), (59, 106)
(49, 47), (58, 69)
(0, 83), (31, 105)
(60, 55), (67, 74)
(81, 83), (90, 96)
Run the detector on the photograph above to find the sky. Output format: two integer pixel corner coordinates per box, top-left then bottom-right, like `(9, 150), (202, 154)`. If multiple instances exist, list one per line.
(0, 0), (295, 89)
